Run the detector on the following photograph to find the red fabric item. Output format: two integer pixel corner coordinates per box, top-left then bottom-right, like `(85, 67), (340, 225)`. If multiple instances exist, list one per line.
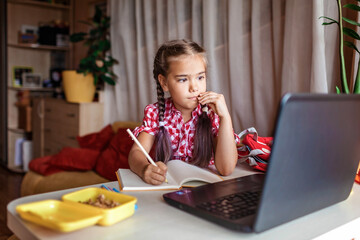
(29, 155), (63, 176)
(242, 134), (273, 161)
(248, 160), (268, 172)
(95, 128), (133, 180)
(355, 167), (360, 184)
(237, 134), (273, 172)
(77, 124), (114, 151)
(50, 147), (100, 171)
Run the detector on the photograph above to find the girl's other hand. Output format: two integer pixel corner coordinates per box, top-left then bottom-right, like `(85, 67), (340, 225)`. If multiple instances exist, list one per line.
(142, 161), (168, 185)
(197, 91), (230, 119)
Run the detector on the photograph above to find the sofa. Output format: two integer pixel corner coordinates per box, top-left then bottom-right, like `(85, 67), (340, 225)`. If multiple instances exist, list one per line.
(21, 121), (140, 196)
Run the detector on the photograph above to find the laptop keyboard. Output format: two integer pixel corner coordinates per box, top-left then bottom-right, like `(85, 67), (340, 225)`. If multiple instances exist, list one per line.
(196, 190), (261, 220)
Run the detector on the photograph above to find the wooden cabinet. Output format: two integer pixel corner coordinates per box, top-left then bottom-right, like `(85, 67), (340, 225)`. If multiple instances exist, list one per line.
(33, 98), (104, 158)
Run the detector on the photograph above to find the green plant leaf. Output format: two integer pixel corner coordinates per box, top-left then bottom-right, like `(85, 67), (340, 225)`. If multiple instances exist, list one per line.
(79, 57), (94, 73)
(336, 86), (341, 94)
(70, 32), (87, 42)
(98, 40), (110, 51)
(342, 17), (360, 26)
(319, 16), (339, 23)
(343, 27), (360, 40)
(343, 3), (360, 11)
(319, 16), (338, 25)
(104, 60), (112, 67)
(344, 41), (360, 53)
(106, 56), (119, 65)
(109, 71), (117, 77)
(76, 69), (86, 74)
(90, 28), (99, 37)
(94, 74), (99, 86)
(100, 74), (115, 85)
(322, 21), (338, 25)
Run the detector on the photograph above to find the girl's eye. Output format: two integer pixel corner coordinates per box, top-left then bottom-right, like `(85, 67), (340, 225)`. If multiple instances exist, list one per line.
(197, 75), (205, 81)
(177, 78), (187, 83)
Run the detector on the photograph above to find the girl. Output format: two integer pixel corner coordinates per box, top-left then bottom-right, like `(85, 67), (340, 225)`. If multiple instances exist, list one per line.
(128, 39), (240, 185)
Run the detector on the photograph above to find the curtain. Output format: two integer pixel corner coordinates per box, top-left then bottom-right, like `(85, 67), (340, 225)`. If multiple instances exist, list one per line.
(106, 0), (339, 136)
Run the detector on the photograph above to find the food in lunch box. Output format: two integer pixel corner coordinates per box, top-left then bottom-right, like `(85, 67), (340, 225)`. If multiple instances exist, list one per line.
(80, 194), (121, 209)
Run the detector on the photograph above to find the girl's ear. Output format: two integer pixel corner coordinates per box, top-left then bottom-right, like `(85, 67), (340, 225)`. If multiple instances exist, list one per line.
(158, 74), (169, 92)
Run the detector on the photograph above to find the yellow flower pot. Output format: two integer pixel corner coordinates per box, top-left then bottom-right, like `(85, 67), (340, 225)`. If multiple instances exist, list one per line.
(62, 70), (95, 103)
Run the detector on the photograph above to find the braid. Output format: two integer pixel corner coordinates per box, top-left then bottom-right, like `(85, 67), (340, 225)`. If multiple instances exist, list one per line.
(156, 82), (165, 122)
(154, 62), (173, 163)
(191, 106), (214, 167)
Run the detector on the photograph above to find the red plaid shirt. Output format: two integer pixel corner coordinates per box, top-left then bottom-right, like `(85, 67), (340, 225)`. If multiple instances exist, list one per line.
(133, 98), (241, 165)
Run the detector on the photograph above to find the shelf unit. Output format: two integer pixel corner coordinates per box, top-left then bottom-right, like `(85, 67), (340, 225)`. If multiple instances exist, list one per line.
(8, 86), (55, 92)
(5, 0), (73, 172)
(8, 43), (69, 51)
(8, 0), (71, 9)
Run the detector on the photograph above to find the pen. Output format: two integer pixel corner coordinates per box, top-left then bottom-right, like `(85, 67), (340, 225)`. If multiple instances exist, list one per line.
(126, 129), (168, 183)
(101, 184), (112, 191)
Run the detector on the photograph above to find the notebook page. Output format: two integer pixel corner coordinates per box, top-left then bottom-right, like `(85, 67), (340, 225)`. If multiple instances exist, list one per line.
(117, 168), (178, 191)
(167, 160), (223, 186)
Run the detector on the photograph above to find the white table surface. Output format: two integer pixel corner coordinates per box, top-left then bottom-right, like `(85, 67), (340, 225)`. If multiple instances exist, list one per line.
(7, 171), (360, 240)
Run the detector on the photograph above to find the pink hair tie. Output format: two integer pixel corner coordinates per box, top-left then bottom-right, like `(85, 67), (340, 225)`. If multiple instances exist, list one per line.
(159, 121), (165, 127)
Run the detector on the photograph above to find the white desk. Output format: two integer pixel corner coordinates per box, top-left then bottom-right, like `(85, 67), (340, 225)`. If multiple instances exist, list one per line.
(7, 181), (360, 240)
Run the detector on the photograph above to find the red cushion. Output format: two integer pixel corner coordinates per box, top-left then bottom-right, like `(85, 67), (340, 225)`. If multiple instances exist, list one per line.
(29, 156), (64, 176)
(77, 124), (114, 151)
(95, 128), (133, 180)
(50, 147), (100, 171)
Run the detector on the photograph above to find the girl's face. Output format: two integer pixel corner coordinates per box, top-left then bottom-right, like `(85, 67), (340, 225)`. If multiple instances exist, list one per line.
(159, 54), (207, 115)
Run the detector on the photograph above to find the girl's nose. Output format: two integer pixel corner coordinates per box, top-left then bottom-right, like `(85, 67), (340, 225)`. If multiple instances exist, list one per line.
(189, 80), (198, 92)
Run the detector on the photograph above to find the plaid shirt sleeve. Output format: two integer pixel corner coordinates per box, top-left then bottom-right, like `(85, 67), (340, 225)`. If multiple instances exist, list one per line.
(133, 104), (159, 137)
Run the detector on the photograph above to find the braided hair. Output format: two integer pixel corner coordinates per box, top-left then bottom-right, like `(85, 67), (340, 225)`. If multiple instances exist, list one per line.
(153, 39), (213, 167)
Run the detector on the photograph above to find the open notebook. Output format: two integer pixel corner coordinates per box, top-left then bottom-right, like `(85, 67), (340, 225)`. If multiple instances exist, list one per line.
(116, 160), (222, 191)
(116, 160), (256, 191)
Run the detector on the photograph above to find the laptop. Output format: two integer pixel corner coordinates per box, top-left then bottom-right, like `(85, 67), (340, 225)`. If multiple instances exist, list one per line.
(163, 93), (360, 233)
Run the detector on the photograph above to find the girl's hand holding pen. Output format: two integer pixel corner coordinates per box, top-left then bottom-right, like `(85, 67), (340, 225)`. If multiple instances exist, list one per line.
(127, 129), (169, 185)
(142, 161), (168, 185)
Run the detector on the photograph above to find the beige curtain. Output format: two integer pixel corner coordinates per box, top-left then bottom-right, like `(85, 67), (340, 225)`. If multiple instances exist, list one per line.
(105, 0), (339, 136)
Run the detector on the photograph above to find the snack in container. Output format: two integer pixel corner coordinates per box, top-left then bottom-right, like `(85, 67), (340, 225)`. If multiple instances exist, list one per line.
(62, 187), (137, 226)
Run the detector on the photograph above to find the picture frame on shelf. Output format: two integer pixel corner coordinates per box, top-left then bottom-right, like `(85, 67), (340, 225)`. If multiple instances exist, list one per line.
(22, 73), (42, 88)
(20, 24), (38, 35)
(12, 66), (33, 87)
(18, 24), (38, 44)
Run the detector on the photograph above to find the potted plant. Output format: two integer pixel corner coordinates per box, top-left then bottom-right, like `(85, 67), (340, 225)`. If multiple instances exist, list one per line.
(62, 5), (119, 103)
(320, 0), (360, 94)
